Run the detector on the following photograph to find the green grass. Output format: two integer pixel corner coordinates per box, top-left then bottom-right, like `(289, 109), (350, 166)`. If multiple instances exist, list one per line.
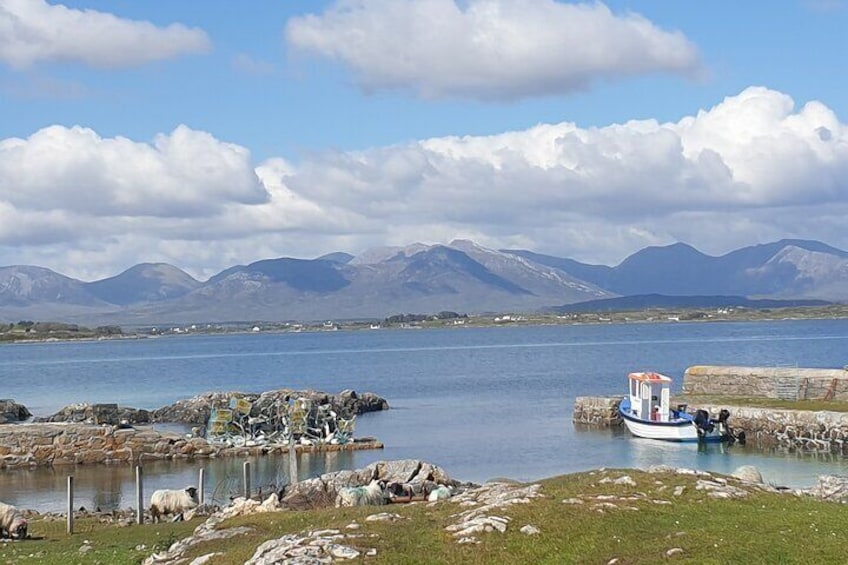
(678, 394), (848, 412)
(15, 469), (844, 564)
(1, 517), (198, 565)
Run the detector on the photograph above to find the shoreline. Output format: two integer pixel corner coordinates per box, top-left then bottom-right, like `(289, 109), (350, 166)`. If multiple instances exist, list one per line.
(3, 305), (848, 346)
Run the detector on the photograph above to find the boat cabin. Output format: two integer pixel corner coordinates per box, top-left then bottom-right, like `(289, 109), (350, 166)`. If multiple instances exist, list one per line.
(627, 371), (671, 422)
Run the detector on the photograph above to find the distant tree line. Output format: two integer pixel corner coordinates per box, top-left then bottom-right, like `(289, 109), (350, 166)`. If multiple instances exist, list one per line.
(0, 321), (123, 341)
(384, 311), (467, 324)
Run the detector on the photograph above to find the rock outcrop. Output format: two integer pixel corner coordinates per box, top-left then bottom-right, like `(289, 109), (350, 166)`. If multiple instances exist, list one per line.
(281, 459), (466, 511)
(151, 388), (389, 424)
(35, 403), (151, 425)
(0, 399), (31, 423)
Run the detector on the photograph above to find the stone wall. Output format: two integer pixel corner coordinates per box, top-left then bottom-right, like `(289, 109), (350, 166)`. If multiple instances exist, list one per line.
(702, 404), (848, 454)
(0, 423), (383, 470)
(683, 365), (848, 401)
(572, 396), (622, 427)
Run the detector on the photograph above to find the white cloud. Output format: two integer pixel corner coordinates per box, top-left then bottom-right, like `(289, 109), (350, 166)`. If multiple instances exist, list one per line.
(0, 125), (269, 217)
(0, 0), (211, 69)
(285, 0), (700, 100)
(1, 87), (848, 279)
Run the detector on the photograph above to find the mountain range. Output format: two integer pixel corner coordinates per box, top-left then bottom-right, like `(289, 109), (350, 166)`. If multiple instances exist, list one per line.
(1, 238), (846, 326)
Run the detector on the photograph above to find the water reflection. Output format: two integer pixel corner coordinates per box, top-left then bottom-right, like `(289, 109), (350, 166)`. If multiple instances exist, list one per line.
(0, 451), (363, 514)
(575, 426), (848, 489)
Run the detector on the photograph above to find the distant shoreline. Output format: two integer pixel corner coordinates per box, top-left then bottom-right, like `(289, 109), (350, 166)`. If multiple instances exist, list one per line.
(2, 304), (848, 344)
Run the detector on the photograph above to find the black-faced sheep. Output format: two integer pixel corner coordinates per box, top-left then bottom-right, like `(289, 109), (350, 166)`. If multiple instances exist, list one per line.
(335, 480), (387, 507)
(149, 486), (199, 523)
(0, 502), (27, 540)
(386, 481), (416, 500)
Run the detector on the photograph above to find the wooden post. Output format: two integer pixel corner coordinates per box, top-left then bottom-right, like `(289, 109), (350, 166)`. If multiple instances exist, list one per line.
(243, 460), (251, 500)
(198, 468), (205, 505)
(135, 465), (143, 525)
(288, 438), (298, 486)
(66, 476), (74, 535)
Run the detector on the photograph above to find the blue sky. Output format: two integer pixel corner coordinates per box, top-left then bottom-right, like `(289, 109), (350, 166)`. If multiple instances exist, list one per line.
(1, 0), (847, 281)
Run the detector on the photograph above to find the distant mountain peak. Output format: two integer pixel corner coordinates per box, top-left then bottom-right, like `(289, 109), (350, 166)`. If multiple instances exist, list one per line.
(350, 243), (432, 265)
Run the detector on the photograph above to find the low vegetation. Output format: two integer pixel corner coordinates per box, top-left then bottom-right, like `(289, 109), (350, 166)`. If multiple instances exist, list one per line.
(680, 394), (848, 413)
(0, 321), (122, 342)
(10, 468), (847, 564)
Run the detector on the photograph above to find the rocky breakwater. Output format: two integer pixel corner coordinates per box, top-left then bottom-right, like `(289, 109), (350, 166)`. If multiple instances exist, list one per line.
(150, 388), (388, 425)
(0, 388), (389, 469)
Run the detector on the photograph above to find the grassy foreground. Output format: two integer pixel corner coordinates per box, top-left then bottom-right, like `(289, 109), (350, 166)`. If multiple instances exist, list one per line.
(5, 468), (844, 564)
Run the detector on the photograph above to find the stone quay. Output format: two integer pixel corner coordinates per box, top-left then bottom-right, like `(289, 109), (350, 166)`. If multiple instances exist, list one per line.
(0, 423), (383, 470)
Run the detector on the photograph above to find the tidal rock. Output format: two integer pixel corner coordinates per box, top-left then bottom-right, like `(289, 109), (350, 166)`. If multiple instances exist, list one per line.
(731, 465), (763, 484)
(36, 403), (150, 425)
(0, 399), (31, 423)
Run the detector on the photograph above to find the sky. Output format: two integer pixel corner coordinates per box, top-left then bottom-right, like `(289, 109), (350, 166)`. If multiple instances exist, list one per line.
(1, 0), (847, 282)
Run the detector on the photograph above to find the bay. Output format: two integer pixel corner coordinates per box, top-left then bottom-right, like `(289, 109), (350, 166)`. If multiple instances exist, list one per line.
(3, 318), (848, 513)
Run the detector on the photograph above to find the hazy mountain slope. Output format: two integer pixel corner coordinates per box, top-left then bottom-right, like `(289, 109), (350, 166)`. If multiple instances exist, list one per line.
(510, 240), (848, 300)
(0, 266), (106, 307)
(744, 246), (848, 300)
(85, 263), (201, 305)
(500, 249), (614, 287)
(451, 240), (612, 302)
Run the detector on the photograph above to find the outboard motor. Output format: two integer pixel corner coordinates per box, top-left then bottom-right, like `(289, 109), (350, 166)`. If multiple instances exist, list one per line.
(715, 409), (731, 440)
(715, 408), (746, 445)
(693, 409), (714, 439)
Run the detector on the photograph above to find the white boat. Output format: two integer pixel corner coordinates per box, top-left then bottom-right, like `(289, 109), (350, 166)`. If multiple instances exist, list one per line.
(618, 371), (738, 443)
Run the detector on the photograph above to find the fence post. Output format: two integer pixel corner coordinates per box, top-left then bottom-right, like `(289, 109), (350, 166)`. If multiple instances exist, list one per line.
(66, 476), (74, 535)
(243, 460), (251, 500)
(288, 438), (298, 486)
(198, 468), (205, 505)
(136, 465), (143, 525)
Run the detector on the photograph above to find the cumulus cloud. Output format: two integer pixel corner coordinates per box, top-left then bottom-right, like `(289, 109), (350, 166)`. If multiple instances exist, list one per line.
(285, 0), (700, 100)
(0, 0), (211, 69)
(0, 125), (269, 217)
(1, 87), (848, 280)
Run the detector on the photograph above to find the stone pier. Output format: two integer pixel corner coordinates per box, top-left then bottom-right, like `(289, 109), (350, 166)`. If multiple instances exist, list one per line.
(0, 423), (383, 470)
(683, 365), (848, 401)
(700, 404), (848, 454)
(572, 396), (622, 428)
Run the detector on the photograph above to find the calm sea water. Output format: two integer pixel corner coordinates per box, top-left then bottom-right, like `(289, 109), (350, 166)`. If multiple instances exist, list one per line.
(3, 319), (848, 513)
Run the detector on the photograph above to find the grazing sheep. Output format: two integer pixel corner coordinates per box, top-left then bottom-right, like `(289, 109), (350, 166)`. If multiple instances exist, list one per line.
(0, 502), (27, 540)
(386, 481), (416, 500)
(149, 487), (199, 523)
(335, 480), (387, 507)
(427, 485), (453, 501)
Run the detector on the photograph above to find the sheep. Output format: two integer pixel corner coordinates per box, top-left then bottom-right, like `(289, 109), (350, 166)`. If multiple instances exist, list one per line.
(0, 502), (27, 540)
(386, 481), (416, 501)
(335, 480), (387, 507)
(427, 485), (453, 502)
(149, 486), (199, 523)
